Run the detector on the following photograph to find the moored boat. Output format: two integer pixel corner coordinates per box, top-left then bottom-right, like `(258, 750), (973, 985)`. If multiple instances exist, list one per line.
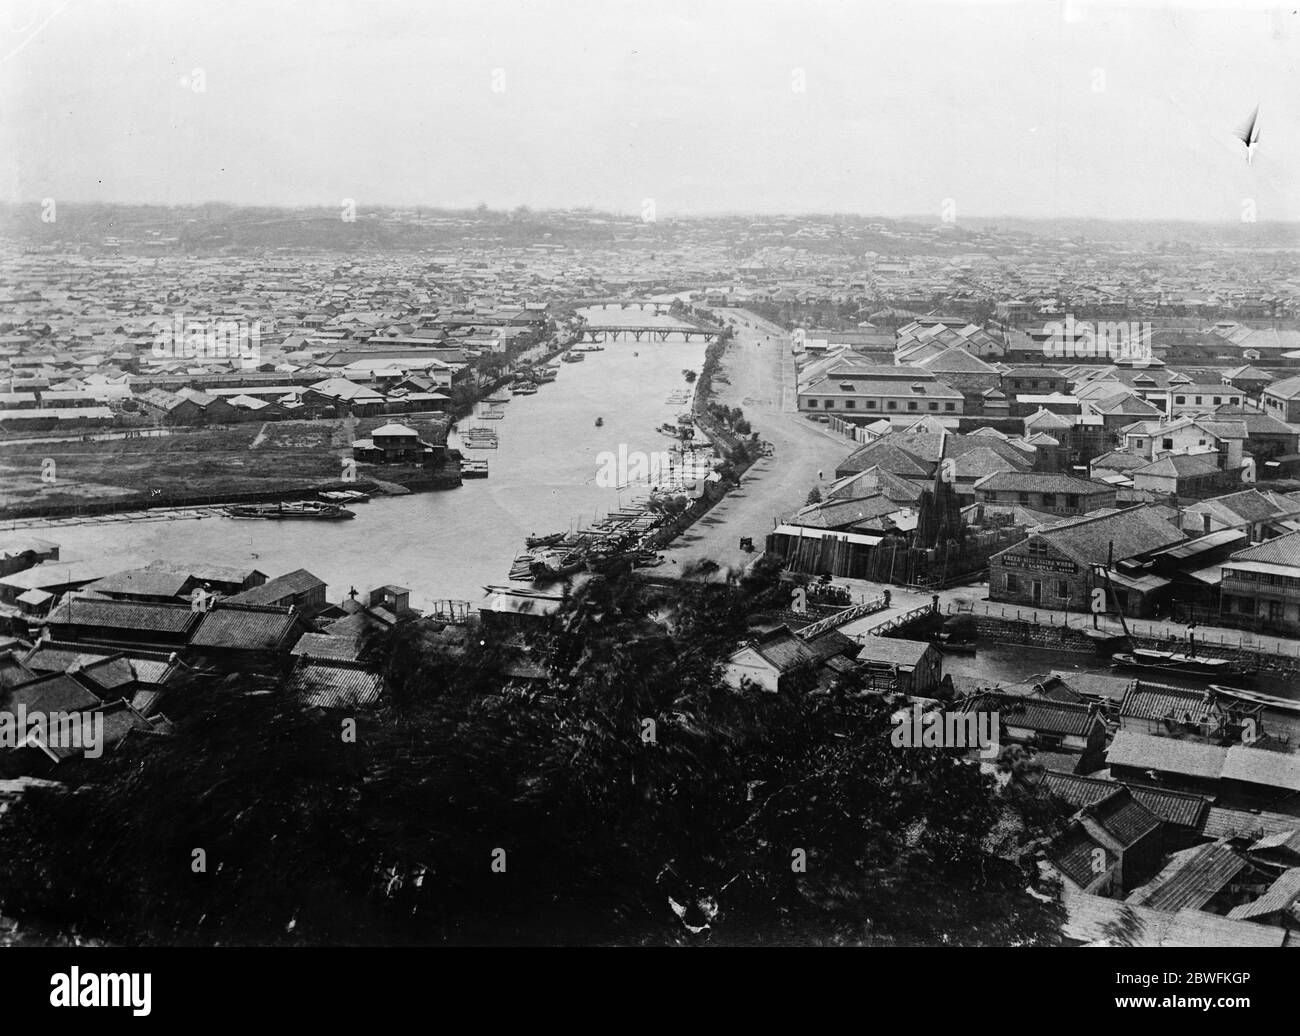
(225, 501), (355, 520)
(1111, 650), (1251, 680)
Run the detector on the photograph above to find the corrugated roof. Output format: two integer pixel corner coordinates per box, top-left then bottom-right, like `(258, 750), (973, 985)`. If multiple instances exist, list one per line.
(1227, 867), (1300, 920)
(1126, 840), (1246, 912)
(285, 660), (384, 710)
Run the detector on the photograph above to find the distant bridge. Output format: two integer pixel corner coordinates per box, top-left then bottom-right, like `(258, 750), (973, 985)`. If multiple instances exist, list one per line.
(577, 325), (722, 343)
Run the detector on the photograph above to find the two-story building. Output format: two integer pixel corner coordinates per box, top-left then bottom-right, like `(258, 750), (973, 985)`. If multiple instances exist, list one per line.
(798, 365), (964, 421)
(989, 505), (1184, 615)
(1218, 530), (1300, 635)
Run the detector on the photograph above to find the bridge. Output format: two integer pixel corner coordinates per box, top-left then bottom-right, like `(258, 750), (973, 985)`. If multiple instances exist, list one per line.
(577, 325), (722, 343)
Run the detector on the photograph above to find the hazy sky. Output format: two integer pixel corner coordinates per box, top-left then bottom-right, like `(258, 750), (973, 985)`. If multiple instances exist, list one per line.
(1, 0), (1297, 220)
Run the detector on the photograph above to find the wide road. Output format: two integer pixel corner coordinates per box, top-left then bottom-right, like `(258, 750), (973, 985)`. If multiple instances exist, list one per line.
(660, 308), (855, 575)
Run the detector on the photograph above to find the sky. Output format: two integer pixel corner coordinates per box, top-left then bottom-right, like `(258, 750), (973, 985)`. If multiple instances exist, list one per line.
(1, 0), (1297, 221)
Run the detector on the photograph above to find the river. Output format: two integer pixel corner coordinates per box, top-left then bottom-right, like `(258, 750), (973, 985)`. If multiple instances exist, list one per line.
(23, 307), (707, 609)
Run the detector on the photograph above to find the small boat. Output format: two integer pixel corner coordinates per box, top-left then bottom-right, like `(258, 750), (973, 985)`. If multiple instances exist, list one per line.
(595, 417), (604, 427)
(482, 396), (510, 405)
(526, 532), (566, 548)
(224, 501), (355, 520)
(461, 460), (489, 478)
(562, 351), (585, 363)
(1209, 685), (1300, 715)
(536, 367), (559, 382)
(319, 489), (370, 503)
(511, 383), (538, 395)
(1079, 627), (1130, 654)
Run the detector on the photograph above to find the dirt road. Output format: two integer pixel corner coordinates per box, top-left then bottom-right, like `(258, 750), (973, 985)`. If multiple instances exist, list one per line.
(660, 309), (854, 574)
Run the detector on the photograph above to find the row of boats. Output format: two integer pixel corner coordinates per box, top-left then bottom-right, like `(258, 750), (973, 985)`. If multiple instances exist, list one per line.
(513, 496), (675, 583)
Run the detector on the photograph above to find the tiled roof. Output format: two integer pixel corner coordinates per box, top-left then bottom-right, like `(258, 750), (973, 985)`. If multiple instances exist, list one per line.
(1029, 506), (1184, 565)
(2, 672), (102, 715)
(1048, 824), (1112, 887)
(975, 471), (1109, 495)
(1119, 684), (1216, 723)
(1085, 788), (1161, 847)
(1227, 529), (1300, 569)
(960, 692), (1098, 736)
(290, 633), (365, 661)
(190, 606), (301, 651)
(225, 568), (326, 606)
(1201, 806), (1300, 843)
(45, 597), (199, 634)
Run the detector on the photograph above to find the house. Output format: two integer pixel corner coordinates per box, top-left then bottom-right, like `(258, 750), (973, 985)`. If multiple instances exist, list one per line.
(722, 625), (819, 693)
(41, 596), (199, 650)
(1132, 452), (1243, 501)
(1212, 406), (1299, 460)
(854, 636), (941, 694)
(189, 604), (306, 659)
(958, 691), (1107, 770)
(224, 568), (328, 613)
(0, 536), (58, 578)
(1045, 787), (1163, 895)
(989, 505), (1183, 615)
(285, 658), (384, 711)
(1180, 489), (1300, 541)
(1261, 375), (1300, 423)
(1167, 383), (1243, 416)
(302, 377), (386, 416)
(351, 423), (443, 466)
(972, 471), (1115, 516)
(1000, 366), (1070, 397)
(1221, 365), (1273, 397)
(1218, 530), (1300, 635)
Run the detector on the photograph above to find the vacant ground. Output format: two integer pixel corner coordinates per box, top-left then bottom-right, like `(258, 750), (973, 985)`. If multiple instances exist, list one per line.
(660, 309), (856, 575)
(0, 419), (377, 516)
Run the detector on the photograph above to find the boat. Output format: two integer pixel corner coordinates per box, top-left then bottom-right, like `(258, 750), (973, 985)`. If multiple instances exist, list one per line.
(511, 383), (538, 395)
(224, 501), (355, 520)
(536, 367), (559, 382)
(319, 489), (370, 503)
(525, 532), (566, 548)
(1209, 685), (1300, 715)
(1079, 627), (1130, 654)
(482, 396), (510, 404)
(561, 351), (585, 363)
(530, 550), (586, 581)
(1110, 650), (1251, 680)
(595, 417), (604, 427)
(461, 460), (489, 478)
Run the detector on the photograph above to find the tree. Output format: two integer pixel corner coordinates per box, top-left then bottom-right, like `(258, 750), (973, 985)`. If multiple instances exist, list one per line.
(806, 487), (822, 505)
(0, 570), (1064, 946)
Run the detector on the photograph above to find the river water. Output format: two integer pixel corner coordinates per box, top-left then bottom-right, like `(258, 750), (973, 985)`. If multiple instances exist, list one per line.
(25, 307), (707, 609)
